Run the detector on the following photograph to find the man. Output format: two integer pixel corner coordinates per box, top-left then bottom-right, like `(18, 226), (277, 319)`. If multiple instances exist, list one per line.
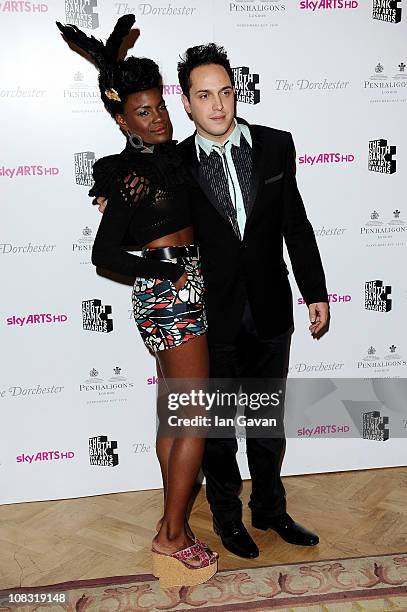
(175, 44), (329, 559)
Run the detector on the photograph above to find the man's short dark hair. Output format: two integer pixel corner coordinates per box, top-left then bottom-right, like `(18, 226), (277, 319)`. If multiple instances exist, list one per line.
(177, 43), (234, 99)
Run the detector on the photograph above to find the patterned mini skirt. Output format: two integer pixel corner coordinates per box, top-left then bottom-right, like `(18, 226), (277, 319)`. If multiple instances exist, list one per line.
(132, 245), (207, 352)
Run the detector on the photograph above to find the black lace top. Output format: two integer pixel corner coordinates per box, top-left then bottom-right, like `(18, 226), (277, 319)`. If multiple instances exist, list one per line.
(89, 140), (192, 282)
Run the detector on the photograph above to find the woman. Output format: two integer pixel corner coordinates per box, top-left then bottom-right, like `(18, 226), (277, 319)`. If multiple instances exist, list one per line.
(56, 15), (217, 587)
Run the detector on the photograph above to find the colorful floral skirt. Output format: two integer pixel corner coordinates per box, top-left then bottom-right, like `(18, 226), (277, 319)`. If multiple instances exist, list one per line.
(132, 253), (207, 352)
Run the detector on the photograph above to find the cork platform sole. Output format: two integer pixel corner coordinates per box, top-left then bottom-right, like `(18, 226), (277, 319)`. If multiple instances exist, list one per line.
(152, 552), (218, 587)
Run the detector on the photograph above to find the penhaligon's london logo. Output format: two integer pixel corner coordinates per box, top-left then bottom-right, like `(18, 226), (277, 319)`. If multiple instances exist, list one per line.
(361, 209), (406, 233)
(80, 367), (133, 391)
(368, 139), (396, 174)
(358, 345), (406, 370)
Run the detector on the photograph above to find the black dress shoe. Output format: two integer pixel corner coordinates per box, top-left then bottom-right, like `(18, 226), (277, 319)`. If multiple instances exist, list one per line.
(213, 518), (259, 559)
(252, 512), (319, 546)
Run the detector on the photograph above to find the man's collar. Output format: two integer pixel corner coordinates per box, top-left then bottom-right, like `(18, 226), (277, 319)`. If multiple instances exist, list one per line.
(195, 119), (252, 159)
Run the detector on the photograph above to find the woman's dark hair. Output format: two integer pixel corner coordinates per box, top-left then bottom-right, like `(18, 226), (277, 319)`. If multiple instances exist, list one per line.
(177, 43), (234, 99)
(98, 56), (161, 117)
(56, 15), (161, 117)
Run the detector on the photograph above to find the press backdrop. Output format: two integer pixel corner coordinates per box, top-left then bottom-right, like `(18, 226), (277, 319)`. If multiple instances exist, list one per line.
(1, 0), (406, 504)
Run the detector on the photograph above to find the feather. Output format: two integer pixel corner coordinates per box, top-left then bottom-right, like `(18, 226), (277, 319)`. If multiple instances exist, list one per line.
(56, 21), (106, 68)
(56, 14), (136, 69)
(105, 14), (136, 62)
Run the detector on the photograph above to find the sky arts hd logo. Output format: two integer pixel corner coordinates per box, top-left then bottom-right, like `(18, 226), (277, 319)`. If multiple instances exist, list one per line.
(0, 2), (48, 12)
(16, 450), (75, 464)
(82, 299), (113, 333)
(368, 139), (396, 174)
(300, 1), (358, 10)
(372, 0), (402, 23)
(364, 280), (392, 312)
(6, 313), (68, 326)
(298, 293), (351, 305)
(299, 152), (355, 166)
(65, 0), (99, 29)
(0, 165), (59, 178)
(232, 67), (260, 105)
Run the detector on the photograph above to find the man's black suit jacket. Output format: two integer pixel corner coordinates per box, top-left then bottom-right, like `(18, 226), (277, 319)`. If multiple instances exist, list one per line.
(177, 119), (328, 344)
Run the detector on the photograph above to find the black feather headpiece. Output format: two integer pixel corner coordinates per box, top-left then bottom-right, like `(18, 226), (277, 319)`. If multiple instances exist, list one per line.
(56, 14), (136, 103)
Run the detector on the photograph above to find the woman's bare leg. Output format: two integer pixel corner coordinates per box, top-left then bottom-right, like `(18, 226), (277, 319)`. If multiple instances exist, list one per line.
(153, 334), (209, 558)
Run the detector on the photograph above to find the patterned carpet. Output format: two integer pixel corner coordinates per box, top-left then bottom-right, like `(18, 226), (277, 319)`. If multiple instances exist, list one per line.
(1, 553), (407, 611)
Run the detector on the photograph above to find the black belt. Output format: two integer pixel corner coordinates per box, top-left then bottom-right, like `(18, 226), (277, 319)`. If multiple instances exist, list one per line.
(142, 245), (199, 260)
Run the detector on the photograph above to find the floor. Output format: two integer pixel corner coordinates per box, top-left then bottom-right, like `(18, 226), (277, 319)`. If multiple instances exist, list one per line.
(1, 467), (406, 589)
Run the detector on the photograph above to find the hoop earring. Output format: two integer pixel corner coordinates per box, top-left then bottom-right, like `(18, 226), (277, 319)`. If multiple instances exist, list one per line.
(126, 130), (144, 149)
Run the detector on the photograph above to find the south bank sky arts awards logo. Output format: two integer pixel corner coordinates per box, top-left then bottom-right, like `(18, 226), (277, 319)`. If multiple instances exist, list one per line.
(362, 411), (389, 441)
(372, 0), (402, 23)
(232, 67), (260, 104)
(65, 0), (99, 28)
(89, 435), (119, 467)
(364, 280), (392, 312)
(75, 151), (96, 186)
(368, 139), (396, 174)
(82, 299), (113, 333)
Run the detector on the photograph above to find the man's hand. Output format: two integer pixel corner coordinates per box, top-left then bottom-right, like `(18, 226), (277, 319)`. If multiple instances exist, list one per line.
(95, 196), (107, 213)
(308, 302), (329, 337)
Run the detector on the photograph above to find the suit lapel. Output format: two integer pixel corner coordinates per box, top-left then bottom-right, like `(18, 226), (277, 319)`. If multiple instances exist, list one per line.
(183, 140), (232, 225)
(179, 126), (265, 232)
(246, 126), (264, 222)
